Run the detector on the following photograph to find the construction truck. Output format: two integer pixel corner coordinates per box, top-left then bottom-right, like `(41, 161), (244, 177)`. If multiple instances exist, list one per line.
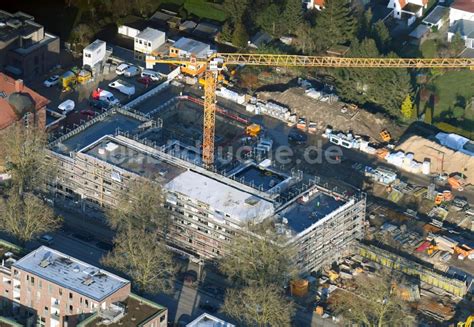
(448, 175), (466, 191)
(245, 123), (261, 137)
(60, 71), (77, 92)
(380, 129), (392, 142)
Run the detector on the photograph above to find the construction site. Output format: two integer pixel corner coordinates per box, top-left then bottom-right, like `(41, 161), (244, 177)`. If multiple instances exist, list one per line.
(37, 45), (474, 325)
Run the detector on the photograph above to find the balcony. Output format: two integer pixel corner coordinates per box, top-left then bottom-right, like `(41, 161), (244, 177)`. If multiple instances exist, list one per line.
(52, 300), (60, 309)
(51, 312), (60, 320)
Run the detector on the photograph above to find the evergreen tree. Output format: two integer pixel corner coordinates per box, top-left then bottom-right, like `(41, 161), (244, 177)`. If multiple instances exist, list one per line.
(219, 21), (233, 42)
(334, 39), (412, 117)
(282, 0), (303, 35)
(223, 0), (249, 24)
(401, 95), (415, 120)
(359, 7), (373, 38)
(232, 22), (249, 48)
(256, 4), (282, 36)
(373, 20), (391, 53)
(312, 0), (355, 50)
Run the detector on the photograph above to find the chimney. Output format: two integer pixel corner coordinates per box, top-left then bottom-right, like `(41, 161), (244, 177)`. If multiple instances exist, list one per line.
(15, 79), (24, 93)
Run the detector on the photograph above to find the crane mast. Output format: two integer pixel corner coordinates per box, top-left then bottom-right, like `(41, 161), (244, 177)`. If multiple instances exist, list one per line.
(146, 54), (474, 167)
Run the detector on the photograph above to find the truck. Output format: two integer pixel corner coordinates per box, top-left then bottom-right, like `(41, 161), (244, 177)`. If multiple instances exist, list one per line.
(108, 79), (135, 96)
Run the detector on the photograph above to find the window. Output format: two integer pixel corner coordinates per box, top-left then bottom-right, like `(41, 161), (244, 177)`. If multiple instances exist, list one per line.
(30, 277), (34, 286)
(59, 288), (63, 296)
(160, 315), (166, 322)
(85, 299), (89, 307)
(69, 305), (73, 313)
(69, 292), (73, 299)
(148, 42), (151, 47)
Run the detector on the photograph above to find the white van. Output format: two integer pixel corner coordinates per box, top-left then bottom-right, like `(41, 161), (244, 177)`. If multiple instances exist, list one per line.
(97, 90), (120, 105)
(115, 63), (130, 75)
(141, 69), (161, 81)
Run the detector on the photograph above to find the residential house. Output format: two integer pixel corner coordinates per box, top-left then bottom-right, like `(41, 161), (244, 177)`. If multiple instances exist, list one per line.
(169, 37), (212, 76)
(449, 0), (474, 25)
(422, 5), (450, 29)
(0, 246), (168, 327)
(0, 10), (59, 81)
(134, 27), (166, 55)
(388, 0), (428, 24)
(448, 19), (474, 48)
(0, 73), (48, 130)
(303, 0), (325, 10)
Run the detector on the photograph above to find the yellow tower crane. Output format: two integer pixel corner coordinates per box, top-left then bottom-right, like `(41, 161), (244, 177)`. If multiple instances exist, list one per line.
(146, 53), (474, 167)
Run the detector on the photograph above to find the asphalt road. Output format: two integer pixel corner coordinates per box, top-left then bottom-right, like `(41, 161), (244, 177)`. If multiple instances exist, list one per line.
(39, 207), (337, 327)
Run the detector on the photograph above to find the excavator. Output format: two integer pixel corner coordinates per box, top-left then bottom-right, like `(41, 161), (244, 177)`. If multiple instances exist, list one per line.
(146, 53), (474, 167)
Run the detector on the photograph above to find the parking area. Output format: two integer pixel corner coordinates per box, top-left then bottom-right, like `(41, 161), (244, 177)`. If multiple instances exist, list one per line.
(29, 63), (166, 131)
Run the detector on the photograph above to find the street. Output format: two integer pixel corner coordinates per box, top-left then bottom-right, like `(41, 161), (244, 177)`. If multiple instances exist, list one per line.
(40, 204), (337, 326)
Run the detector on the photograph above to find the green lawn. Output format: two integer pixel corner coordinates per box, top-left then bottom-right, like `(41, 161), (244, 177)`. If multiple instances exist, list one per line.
(420, 39), (437, 58)
(430, 70), (474, 119)
(161, 0), (227, 22)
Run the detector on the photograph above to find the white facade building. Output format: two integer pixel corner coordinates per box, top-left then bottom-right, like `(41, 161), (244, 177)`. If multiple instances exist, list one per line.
(134, 27), (166, 54)
(83, 39), (106, 68)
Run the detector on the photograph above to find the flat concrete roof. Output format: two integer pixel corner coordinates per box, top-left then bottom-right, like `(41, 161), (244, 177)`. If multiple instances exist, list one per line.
(281, 191), (346, 234)
(165, 170), (274, 223)
(52, 112), (143, 155)
(83, 136), (186, 182)
(13, 246), (129, 302)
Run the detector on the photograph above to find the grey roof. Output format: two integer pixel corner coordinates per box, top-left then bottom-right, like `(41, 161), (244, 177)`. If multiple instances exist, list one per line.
(423, 6), (449, 25)
(409, 24), (430, 39)
(136, 27), (165, 41)
(449, 19), (474, 38)
(251, 31), (272, 48)
(13, 246), (129, 302)
(8, 92), (35, 117)
(172, 37), (210, 57)
(84, 39), (106, 52)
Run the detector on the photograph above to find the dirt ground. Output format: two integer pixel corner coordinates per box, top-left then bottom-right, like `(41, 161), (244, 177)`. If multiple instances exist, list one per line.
(256, 88), (405, 142)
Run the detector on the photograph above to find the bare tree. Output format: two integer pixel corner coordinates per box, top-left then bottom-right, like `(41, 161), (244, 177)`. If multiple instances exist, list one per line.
(106, 179), (169, 233)
(101, 227), (176, 293)
(0, 191), (62, 245)
(330, 273), (414, 327)
(219, 232), (297, 287)
(222, 285), (295, 327)
(0, 124), (53, 196)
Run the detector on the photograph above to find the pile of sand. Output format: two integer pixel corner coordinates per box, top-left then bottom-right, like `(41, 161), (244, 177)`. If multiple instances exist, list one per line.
(396, 135), (474, 185)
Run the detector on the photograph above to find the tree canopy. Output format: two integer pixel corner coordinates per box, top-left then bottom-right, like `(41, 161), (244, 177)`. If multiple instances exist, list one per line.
(334, 38), (412, 117)
(222, 285), (295, 327)
(101, 227), (176, 293)
(0, 191), (61, 245)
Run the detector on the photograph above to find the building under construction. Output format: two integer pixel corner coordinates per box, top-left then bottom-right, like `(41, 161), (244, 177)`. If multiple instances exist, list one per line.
(48, 87), (366, 273)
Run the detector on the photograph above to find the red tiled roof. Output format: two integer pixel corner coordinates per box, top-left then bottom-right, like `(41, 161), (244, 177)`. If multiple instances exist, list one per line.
(399, 0), (407, 8)
(452, 0), (474, 13)
(314, 0), (325, 6)
(0, 73), (49, 129)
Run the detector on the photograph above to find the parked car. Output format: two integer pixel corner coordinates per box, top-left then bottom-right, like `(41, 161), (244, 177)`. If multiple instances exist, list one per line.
(89, 98), (110, 110)
(115, 63), (130, 75)
(108, 79), (135, 96)
(288, 128), (307, 145)
(137, 76), (153, 85)
(141, 69), (161, 81)
(57, 99), (75, 113)
(38, 234), (54, 245)
(43, 75), (60, 87)
(80, 109), (95, 117)
(199, 301), (219, 313)
(123, 65), (140, 77)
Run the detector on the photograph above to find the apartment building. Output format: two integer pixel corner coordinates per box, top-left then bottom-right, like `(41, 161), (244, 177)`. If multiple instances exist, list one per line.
(48, 104), (367, 272)
(0, 246), (167, 327)
(0, 73), (48, 130)
(0, 10), (59, 80)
